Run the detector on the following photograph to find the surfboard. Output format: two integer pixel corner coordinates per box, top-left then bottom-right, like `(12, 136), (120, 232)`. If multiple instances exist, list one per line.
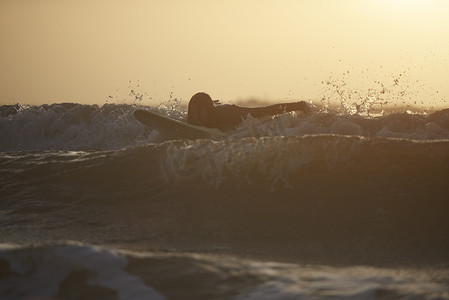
(134, 109), (224, 141)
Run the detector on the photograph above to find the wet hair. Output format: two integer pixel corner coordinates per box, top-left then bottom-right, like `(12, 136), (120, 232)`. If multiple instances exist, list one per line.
(187, 92), (215, 126)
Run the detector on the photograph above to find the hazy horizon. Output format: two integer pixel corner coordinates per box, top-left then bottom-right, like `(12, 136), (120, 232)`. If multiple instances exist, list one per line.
(1, 0), (448, 109)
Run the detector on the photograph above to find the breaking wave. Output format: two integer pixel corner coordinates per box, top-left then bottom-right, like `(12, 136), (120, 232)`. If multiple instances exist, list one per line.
(1, 103), (448, 151)
(1, 243), (448, 300)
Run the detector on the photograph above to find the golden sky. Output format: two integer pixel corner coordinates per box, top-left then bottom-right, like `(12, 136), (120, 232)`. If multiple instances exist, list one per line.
(1, 0), (448, 108)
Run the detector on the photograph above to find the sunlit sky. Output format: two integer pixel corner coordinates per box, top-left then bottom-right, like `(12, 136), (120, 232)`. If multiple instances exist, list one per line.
(1, 0), (448, 108)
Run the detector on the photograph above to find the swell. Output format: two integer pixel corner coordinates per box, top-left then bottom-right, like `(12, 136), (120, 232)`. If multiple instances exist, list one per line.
(1, 135), (449, 266)
(3, 135), (448, 198)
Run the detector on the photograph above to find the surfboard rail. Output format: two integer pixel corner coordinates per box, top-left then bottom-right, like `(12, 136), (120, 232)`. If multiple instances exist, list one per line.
(134, 109), (224, 141)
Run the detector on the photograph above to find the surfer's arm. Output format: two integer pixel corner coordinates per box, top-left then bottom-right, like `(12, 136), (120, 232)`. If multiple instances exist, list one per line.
(212, 101), (311, 132)
(248, 101), (311, 118)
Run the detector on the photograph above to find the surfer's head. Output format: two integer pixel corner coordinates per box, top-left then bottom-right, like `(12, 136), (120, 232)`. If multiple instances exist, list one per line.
(188, 92), (215, 127)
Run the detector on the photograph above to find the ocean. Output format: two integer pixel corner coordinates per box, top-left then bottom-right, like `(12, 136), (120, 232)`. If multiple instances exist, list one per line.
(1, 102), (449, 299)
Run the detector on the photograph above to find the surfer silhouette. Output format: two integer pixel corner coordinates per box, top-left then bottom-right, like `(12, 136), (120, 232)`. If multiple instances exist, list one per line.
(188, 92), (311, 132)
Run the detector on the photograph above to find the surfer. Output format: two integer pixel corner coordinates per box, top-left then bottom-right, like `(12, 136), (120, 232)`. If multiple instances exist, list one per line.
(187, 92), (312, 132)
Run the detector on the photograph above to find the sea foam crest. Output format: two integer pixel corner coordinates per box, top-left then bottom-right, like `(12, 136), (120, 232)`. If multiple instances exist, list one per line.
(1, 103), (448, 152)
(0, 103), (162, 151)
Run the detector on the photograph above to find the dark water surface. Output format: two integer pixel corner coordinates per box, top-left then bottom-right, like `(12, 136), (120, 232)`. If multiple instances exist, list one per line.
(1, 103), (449, 299)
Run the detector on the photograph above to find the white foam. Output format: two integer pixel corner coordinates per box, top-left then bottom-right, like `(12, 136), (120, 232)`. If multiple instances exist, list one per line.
(0, 104), (159, 151)
(0, 242), (165, 300)
(1, 104), (448, 152)
(237, 263), (449, 300)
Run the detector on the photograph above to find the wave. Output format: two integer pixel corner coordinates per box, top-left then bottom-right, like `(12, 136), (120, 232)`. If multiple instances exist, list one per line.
(1, 103), (449, 151)
(3, 134), (448, 194)
(1, 102), (449, 270)
(1, 243), (448, 300)
(2, 135), (449, 266)
(0, 103), (181, 152)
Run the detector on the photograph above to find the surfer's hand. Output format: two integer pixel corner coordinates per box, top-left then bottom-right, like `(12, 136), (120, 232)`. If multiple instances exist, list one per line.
(303, 101), (313, 116)
(295, 101), (313, 116)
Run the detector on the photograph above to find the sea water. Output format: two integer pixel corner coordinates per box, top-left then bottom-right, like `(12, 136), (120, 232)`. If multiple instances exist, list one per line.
(1, 102), (448, 299)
